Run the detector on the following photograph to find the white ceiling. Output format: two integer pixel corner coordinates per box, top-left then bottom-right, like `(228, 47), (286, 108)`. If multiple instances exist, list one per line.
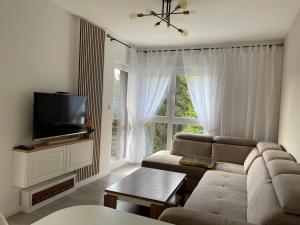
(47, 0), (300, 48)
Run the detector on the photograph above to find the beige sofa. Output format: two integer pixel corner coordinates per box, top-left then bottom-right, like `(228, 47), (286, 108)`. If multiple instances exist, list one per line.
(141, 134), (300, 225)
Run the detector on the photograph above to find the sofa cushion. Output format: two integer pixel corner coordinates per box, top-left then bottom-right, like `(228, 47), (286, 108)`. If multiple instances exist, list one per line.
(247, 157), (271, 198)
(244, 148), (260, 174)
(198, 170), (247, 193)
(257, 142), (282, 153)
(263, 150), (295, 162)
(212, 143), (253, 165)
(185, 170), (247, 221)
(273, 174), (300, 216)
(142, 150), (206, 179)
(289, 153), (297, 163)
(214, 162), (245, 175)
(159, 208), (258, 225)
(213, 136), (257, 147)
(247, 182), (283, 225)
(175, 133), (213, 142)
(171, 138), (212, 157)
(266, 160), (300, 178)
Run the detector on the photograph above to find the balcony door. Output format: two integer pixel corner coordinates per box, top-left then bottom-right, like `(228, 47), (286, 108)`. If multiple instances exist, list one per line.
(111, 69), (128, 161)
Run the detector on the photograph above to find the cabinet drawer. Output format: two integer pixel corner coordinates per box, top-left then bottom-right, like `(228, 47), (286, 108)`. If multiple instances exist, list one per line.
(66, 141), (93, 172)
(26, 146), (66, 187)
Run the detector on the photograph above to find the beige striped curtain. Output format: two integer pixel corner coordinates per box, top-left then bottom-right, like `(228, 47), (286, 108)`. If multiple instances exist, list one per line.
(76, 19), (105, 181)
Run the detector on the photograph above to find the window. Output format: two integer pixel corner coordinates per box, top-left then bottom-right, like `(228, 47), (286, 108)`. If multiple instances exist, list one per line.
(145, 123), (168, 156)
(145, 68), (203, 155)
(111, 69), (128, 160)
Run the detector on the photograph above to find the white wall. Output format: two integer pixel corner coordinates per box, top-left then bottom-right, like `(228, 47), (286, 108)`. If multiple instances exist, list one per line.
(0, 0), (79, 215)
(99, 40), (130, 173)
(279, 10), (300, 162)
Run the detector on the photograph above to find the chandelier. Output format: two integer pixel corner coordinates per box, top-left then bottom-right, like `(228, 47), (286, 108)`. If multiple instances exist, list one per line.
(129, 0), (192, 36)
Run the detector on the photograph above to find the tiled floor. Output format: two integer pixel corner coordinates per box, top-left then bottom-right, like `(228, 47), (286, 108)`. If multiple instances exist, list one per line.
(7, 163), (143, 225)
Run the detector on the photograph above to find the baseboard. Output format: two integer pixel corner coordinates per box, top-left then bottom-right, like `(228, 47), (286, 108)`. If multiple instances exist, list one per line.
(4, 207), (21, 218)
(75, 169), (111, 188)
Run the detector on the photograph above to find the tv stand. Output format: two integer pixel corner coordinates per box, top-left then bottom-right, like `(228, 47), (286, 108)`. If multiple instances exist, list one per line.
(12, 138), (93, 188)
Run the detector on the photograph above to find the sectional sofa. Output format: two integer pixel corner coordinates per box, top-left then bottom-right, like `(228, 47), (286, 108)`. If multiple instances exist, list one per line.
(141, 133), (300, 225)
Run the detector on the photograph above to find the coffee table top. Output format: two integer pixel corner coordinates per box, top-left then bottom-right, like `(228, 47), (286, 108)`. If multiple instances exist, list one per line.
(105, 167), (186, 204)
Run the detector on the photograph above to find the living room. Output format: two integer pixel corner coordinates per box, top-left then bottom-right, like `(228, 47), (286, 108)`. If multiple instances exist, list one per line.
(1, 0), (300, 225)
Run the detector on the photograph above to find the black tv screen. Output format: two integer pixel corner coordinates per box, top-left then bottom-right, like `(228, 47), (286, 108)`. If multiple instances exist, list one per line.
(33, 92), (88, 140)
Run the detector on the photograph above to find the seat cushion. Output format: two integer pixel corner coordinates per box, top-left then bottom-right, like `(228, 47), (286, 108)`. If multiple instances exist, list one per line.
(244, 148), (261, 174)
(247, 157), (271, 198)
(214, 162), (245, 175)
(171, 138), (212, 157)
(185, 170), (247, 221)
(247, 182), (283, 225)
(266, 160), (300, 178)
(142, 150), (206, 179)
(263, 150), (295, 162)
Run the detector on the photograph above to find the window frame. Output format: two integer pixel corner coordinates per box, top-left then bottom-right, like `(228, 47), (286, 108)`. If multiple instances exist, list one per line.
(149, 68), (200, 150)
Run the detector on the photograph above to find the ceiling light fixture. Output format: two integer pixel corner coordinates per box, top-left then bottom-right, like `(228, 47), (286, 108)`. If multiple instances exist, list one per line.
(129, 0), (193, 37)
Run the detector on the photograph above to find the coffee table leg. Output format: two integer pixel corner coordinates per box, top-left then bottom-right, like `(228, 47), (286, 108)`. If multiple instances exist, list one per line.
(104, 194), (117, 209)
(175, 182), (185, 206)
(150, 204), (166, 219)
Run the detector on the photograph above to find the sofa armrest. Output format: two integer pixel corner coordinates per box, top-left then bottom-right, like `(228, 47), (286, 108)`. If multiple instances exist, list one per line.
(159, 208), (255, 225)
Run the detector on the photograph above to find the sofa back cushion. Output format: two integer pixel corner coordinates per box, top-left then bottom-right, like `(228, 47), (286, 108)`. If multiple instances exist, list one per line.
(266, 160), (300, 178)
(211, 136), (256, 165)
(213, 136), (257, 147)
(171, 139), (212, 157)
(257, 142), (282, 153)
(175, 133), (213, 142)
(244, 148), (260, 173)
(247, 156), (300, 225)
(212, 144), (253, 165)
(273, 174), (300, 216)
(263, 150), (296, 162)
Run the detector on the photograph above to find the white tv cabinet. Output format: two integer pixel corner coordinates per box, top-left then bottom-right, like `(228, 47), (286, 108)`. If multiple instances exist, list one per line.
(13, 139), (93, 188)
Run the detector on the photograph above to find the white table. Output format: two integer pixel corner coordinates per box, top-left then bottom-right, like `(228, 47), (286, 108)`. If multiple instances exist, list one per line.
(31, 205), (173, 225)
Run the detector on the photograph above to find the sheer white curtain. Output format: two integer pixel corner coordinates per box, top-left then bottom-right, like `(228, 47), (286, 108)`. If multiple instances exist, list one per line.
(182, 49), (225, 135)
(220, 46), (283, 141)
(126, 49), (178, 162)
(183, 46), (283, 141)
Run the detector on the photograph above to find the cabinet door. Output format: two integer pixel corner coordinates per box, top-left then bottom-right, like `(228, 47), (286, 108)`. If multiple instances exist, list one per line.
(26, 147), (66, 187)
(66, 141), (93, 172)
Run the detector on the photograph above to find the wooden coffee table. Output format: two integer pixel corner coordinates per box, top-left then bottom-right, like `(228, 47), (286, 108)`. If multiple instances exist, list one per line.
(104, 167), (186, 219)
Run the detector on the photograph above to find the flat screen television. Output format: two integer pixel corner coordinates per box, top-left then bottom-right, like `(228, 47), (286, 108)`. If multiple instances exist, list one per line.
(33, 92), (88, 140)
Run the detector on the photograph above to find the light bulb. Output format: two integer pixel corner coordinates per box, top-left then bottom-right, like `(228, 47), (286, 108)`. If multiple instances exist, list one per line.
(182, 29), (188, 36)
(178, 0), (188, 9)
(129, 12), (138, 20)
(154, 21), (161, 27)
(178, 28), (188, 37)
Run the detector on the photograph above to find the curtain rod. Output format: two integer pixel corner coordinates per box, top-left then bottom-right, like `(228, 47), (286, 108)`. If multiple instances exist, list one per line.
(142, 43), (284, 53)
(106, 34), (132, 49)
(106, 34), (284, 52)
